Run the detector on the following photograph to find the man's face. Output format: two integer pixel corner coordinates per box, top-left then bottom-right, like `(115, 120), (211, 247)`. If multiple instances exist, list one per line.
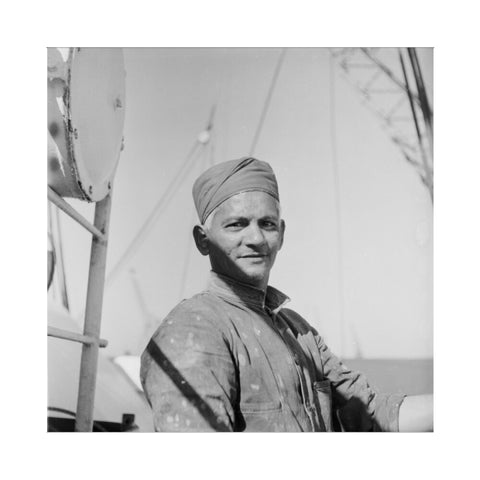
(202, 191), (285, 290)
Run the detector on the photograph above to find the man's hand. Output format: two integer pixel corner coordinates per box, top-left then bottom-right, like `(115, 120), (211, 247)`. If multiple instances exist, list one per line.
(398, 394), (433, 432)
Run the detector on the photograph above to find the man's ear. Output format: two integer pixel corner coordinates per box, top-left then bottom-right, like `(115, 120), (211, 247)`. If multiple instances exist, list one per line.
(278, 219), (286, 250)
(193, 225), (209, 256)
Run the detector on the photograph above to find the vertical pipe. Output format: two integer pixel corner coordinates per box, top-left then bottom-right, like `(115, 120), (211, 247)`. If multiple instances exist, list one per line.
(75, 193), (112, 432)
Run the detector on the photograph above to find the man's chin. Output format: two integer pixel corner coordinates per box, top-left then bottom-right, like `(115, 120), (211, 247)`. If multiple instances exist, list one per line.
(237, 267), (269, 288)
(214, 262), (270, 289)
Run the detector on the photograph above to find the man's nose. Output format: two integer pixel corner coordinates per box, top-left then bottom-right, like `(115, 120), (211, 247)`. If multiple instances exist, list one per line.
(244, 223), (265, 246)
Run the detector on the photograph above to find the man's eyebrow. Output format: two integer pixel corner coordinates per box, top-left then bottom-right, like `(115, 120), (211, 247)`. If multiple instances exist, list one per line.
(221, 214), (279, 224)
(222, 216), (247, 223)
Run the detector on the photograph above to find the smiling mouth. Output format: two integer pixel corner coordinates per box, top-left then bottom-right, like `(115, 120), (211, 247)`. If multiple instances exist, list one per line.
(241, 254), (266, 258)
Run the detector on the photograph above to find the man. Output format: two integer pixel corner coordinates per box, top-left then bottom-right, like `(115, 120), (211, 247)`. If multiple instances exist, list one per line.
(140, 157), (433, 432)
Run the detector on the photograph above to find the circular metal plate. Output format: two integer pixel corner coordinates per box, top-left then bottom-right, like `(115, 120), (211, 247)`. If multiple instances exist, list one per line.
(48, 48), (126, 202)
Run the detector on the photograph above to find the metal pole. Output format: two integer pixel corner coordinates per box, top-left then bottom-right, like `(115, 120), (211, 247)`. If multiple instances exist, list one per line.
(399, 49), (433, 201)
(75, 193), (112, 432)
(48, 326), (108, 348)
(48, 187), (107, 241)
(407, 48), (434, 159)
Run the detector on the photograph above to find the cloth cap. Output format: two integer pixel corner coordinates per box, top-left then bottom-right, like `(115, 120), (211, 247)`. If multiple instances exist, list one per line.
(192, 157), (280, 224)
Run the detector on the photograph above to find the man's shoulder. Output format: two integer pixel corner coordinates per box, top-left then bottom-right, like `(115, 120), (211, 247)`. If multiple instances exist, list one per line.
(153, 291), (228, 334)
(173, 291), (226, 315)
(140, 292), (233, 386)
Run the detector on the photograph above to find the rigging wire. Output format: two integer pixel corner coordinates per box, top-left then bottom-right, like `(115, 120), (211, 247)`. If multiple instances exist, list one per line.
(220, 51), (233, 163)
(205, 104), (217, 166)
(105, 140), (203, 288)
(128, 268), (160, 352)
(407, 48), (434, 161)
(399, 50), (425, 148)
(249, 48), (287, 156)
(178, 110), (217, 300)
(399, 49), (433, 201)
(329, 54), (347, 358)
(177, 147), (209, 300)
(209, 125), (216, 166)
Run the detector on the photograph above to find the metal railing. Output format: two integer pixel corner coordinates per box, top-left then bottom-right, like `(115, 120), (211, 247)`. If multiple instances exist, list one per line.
(48, 186), (112, 431)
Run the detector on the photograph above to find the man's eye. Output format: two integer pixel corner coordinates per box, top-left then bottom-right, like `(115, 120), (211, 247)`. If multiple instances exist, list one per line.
(226, 222), (244, 228)
(262, 221), (277, 229)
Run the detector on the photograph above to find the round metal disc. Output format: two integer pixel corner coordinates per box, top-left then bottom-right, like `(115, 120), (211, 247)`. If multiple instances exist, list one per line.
(48, 47), (126, 202)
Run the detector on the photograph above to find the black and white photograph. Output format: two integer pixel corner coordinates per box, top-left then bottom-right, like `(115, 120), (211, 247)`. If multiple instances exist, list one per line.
(47, 47), (433, 433)
(4, 2), (480, 479)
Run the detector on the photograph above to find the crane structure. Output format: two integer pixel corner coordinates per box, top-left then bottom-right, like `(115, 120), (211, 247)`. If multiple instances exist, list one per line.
(330, 47), (433, 201)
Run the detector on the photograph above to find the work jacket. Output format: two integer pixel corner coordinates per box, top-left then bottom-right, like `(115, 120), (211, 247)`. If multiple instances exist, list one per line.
(141, 272), (405, 431)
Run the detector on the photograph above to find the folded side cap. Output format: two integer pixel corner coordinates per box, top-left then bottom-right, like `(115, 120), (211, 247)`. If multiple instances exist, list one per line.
(192, 157), (280, 224)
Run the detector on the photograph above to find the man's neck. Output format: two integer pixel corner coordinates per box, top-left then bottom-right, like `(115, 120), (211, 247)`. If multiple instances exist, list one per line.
(207, 271), (289, 313)
(211, 270), (268, 294)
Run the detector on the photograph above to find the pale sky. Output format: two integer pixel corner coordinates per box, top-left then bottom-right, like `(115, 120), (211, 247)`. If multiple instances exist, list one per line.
(49, 47), (433, 359)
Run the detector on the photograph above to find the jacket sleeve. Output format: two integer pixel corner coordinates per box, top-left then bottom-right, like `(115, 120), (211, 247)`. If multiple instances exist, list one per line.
(317, 336), (405, 432)
(140, 302), (238, 432)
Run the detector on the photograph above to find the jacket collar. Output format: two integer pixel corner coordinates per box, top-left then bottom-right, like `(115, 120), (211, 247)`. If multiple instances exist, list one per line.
(207, 271), (290, 314)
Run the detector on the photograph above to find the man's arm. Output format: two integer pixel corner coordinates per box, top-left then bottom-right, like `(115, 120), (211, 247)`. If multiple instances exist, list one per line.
(140, 303), (238, 431)
(398, 394), (433, 432)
